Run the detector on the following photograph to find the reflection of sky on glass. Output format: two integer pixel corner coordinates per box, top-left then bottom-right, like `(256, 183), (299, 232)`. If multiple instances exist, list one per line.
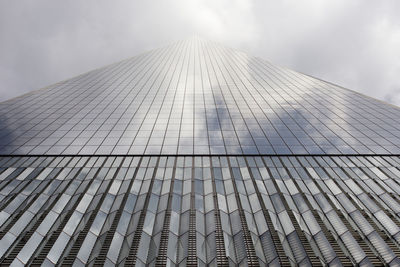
(0, 37), (400, 155)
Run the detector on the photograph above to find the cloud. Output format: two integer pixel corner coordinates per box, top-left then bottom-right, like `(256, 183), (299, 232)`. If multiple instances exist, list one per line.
(0, 0), (399, 106)
(250, 0), (400, 105)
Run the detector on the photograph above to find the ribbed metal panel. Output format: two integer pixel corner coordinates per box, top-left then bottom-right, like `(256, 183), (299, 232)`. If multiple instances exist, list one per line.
(0, 155), (400, 266)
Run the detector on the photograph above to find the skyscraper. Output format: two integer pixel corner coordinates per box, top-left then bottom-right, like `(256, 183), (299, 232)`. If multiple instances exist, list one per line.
(0, 36), (400, 266)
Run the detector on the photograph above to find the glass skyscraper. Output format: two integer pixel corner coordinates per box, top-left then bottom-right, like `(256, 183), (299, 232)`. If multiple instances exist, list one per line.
(0, 37), (400, 266)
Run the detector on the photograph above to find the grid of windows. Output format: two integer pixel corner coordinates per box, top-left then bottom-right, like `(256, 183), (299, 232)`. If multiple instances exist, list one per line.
(1, 37), (400, 155)
(1, 155), (400, 265)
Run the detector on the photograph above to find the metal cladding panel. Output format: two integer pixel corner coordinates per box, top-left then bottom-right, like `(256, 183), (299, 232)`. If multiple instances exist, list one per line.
(0, 37), (400, 156)
(0, 156), (400, 266)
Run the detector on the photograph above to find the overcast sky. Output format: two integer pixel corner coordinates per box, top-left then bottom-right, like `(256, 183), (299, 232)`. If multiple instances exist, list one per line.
(1, 0), (400, 106)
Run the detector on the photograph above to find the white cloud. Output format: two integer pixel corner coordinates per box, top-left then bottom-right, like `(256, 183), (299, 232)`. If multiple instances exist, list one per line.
(0, 0), (399, 106)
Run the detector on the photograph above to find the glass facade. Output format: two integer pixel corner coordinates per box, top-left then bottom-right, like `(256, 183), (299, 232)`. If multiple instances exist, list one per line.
(1, 37), (400, 266)
(0, 37), (399, 156)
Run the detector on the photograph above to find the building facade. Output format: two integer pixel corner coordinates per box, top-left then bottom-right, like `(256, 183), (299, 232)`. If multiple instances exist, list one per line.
(0, 37), (400, 266)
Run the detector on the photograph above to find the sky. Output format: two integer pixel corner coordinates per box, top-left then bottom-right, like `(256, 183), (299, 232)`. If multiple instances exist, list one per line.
(1, 0), (400, 106)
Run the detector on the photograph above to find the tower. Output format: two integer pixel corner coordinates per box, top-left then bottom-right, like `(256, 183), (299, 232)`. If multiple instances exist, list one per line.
(0, 37), (400, 265)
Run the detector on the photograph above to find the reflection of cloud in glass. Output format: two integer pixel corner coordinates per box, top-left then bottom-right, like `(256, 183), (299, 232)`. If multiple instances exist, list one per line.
(1, 37), (400, 156)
